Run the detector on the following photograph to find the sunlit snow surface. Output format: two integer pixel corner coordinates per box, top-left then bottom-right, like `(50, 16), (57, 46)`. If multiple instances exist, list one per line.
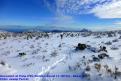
(0, 31), (121, 81)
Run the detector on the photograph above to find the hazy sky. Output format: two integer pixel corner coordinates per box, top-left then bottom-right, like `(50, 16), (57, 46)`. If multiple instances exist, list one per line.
(0, 0), (121, 30)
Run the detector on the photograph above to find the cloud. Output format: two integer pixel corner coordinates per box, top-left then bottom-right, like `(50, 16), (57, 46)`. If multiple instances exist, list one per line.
(43, 0), (121, 28)
(90, 0), (121, 18)
(43, 0), (76, 27)
(43, 0), (56, 13)
(55, 0), (111, 15)
(54, 0), (121, 19)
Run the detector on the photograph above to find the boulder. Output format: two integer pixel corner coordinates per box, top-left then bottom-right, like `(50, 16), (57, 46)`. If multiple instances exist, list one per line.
(76, 43), (87, 50)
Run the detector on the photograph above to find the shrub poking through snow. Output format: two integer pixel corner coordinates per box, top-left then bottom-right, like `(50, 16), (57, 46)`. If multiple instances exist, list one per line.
(119, 36), (121, 39)
(110, 46), (119, 50)
(19, 52), (26, 57)
(50, 50), (57, 57)
(87, 45), (98, 53)
(76, 43), (87, 50)
(0, 61), (5, 66)
(105, 41), (112, 45)
(98, 53), (109, 59)
(26, 34), (33, 40)
(112, 39), (118, 42)
(95, 36), (101, 38)
(92, 55), (100, 62)
(112, 66), (121, 79)
(68, 65), (73, 71)
(85, 65), (91, 71)
(75, 62), (81, 69)
(82, 71), (90, 80)
(95, 63), (101, 72)
(98, 46), (107, 52)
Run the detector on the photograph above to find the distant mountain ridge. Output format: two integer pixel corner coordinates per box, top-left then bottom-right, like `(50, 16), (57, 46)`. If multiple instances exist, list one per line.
(0, 25), (92, 32)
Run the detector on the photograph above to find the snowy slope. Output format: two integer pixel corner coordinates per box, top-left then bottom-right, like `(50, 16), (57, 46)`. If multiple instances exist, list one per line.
(0, 31), (121, 81)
